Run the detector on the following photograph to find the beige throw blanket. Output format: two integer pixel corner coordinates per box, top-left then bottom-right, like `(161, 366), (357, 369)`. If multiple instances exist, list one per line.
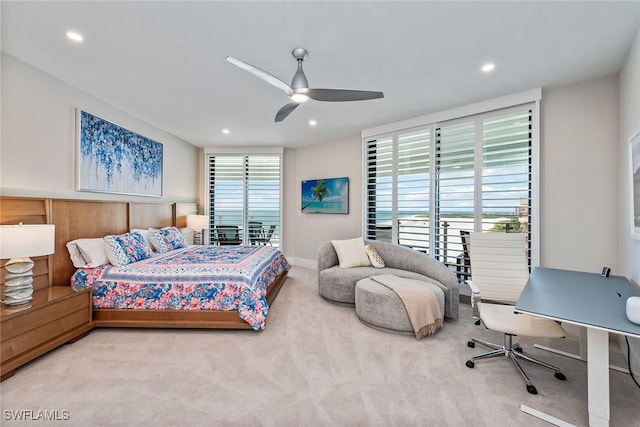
(370, 274), (442, 340)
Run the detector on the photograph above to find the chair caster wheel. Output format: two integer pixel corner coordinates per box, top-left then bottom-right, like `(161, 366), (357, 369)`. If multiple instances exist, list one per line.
(526, 384), (538, 395)
(467, 341), (475, 348)
(554, 372), (566, 381)
(474, 320), (481, 325)
(465, 360), (475, 369)
(514, 346), (523, 353)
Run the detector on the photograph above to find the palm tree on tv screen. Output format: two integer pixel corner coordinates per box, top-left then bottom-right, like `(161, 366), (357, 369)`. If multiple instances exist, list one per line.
(302, 179), (331, 211)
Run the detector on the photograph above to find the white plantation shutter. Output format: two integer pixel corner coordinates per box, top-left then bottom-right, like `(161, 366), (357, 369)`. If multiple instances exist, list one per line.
(435, 120), (475, 263)
(397, 129), (431, 252)
(207, 153), (282, 247)
(365, 129), (431, 251)
(209, 156), (244, 229)
(364, 103), (535, 274)
(481, 109), (532, 264)
(365, 136), (393, 242)
(247, 155), (281, 247)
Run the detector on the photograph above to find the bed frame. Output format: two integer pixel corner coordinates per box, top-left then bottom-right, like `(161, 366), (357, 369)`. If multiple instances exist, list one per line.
(1, 196), (288, 330)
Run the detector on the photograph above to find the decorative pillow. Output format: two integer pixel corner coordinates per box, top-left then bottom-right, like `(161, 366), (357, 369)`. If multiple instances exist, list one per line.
(365, 244), (385, 268)
(130, 228), (153, 250)
(76, 238), (110, 267)
(103, 232), (154, 266)
(331, 237), (371, 268)
(148, 227), (187, 253)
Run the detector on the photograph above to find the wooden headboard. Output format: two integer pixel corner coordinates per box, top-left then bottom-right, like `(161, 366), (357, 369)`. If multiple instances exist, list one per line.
(1, 197), (196, 288)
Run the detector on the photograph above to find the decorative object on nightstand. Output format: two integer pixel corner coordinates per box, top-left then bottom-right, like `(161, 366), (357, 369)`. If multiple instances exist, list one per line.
(0, 224), (55, 305)
(187, 215), (209, 245)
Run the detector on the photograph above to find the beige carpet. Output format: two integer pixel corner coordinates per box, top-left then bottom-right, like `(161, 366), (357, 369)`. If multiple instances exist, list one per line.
(1, 266), (639, 426)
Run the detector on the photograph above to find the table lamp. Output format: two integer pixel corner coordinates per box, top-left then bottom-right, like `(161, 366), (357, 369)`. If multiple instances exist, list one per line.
(186, 215), (209, 245)
(0, 224), (55, 305)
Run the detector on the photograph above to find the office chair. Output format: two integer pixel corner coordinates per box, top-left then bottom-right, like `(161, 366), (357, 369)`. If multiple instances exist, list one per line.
(465, 232), (566, 394)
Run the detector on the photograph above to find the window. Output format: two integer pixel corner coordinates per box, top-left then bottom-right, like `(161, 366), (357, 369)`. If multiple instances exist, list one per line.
(365, 129), (432, 251)
(365, 103), (535, 272)
(206, 151), (282, 247)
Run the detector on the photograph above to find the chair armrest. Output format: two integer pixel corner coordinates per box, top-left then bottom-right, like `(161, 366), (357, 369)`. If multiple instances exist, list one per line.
(467, 280), (481, 320)
(317, 241), (339, 271)
(467, 279), (480, 295)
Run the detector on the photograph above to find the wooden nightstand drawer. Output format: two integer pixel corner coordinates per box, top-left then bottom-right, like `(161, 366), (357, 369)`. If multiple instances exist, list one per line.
(2, 308), (90, 361)
(1, 286), (93, 380)
(1, 292), (89, 340)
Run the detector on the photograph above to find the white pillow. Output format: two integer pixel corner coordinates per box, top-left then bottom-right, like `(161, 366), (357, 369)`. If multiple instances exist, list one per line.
(76, 238), (110, 267)
(66, 241), (88, 268)
(331, 237), (371, 268)
(178, 227), (194, 245)
(66, 238), (110, 268)
(365, 244), (385, 268)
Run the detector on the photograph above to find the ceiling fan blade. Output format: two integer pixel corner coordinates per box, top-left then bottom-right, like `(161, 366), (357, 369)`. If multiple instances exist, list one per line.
(226, 56), (293, 96)
(306, 88), (384, 102)
(275, 103), (300, 122)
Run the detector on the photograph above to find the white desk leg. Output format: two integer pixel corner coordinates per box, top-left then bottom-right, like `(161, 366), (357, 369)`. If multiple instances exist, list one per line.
(587, 328), (610, 427)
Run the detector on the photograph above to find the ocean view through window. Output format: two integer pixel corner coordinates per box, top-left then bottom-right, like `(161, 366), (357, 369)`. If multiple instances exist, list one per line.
(206, 151), (282, 247)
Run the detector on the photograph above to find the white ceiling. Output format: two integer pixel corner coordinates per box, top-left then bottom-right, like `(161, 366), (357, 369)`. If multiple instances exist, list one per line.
(2, 1), (639, 148)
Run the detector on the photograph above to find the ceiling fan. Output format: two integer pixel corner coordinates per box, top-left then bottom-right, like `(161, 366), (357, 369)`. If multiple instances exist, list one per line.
(226, 48), (384, 122)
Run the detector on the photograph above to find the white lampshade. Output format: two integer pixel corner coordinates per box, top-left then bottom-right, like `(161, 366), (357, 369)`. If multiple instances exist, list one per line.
(186, 215), (209, 231)
(0, 224), (55, 259)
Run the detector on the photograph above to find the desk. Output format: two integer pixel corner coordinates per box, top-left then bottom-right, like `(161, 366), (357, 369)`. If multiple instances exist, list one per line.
(515, 267), (640, 427)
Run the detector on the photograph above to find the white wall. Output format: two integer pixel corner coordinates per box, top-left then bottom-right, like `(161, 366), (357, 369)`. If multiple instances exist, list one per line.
(619, 28), (640, 284)
(1, 54), (199, 202)
(618, 27), (640, 378)
(284, 135), (363, 267)
(540, 76), (619, 272)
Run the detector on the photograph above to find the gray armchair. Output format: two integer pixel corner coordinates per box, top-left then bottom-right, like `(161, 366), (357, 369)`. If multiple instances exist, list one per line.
(317, 239), (459, 320)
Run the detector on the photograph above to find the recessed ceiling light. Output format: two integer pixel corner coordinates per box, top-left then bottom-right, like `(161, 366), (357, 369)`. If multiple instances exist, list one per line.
(481, 62), (495, 73)
(66, 31), (84, 42)
(309, 120), (317, 126)
(222, 129), (230, 134)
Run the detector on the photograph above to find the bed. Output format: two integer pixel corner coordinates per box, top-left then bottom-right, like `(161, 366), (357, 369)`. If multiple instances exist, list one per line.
(71, 244), (290, 330)
(0, 196), (290, 330)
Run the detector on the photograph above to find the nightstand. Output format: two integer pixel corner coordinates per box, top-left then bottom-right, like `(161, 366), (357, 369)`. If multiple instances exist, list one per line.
(1, 286), (93, 381)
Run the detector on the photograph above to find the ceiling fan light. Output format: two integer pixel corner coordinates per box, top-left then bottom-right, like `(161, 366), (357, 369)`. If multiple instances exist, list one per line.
(291, 93), (309, 103)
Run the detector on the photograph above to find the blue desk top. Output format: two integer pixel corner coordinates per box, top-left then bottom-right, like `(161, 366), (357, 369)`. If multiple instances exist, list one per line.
(515, 267), (640, 337)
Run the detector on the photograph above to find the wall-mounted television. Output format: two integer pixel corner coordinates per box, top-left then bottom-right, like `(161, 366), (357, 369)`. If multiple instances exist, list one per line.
(301, 177), (349, 214)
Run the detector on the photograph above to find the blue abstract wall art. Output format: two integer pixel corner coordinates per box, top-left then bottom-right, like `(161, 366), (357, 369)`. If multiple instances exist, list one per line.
(77, 110), (163, 197)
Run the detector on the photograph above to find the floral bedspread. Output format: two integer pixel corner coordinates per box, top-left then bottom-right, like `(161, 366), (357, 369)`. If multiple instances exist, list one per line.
(71, 245), (290, 330)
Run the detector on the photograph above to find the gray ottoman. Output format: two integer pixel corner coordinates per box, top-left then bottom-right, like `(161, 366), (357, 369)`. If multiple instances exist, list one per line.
(355, 277), (445, 335)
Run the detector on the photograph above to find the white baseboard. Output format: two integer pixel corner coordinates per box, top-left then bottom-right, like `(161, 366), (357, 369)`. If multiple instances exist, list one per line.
(288, 257), (317, 270)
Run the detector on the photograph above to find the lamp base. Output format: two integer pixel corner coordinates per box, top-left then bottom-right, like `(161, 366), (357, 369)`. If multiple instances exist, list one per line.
(2, 257), (34, 305)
